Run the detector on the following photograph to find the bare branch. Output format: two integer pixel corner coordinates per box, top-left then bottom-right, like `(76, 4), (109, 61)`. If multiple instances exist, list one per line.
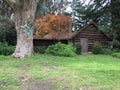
(8, 0), (16, 4)
(7, 0), (21, 9)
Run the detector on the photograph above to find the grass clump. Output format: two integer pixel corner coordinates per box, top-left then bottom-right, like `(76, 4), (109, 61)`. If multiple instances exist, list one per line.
(111, 52), (120, 58)
(45, 42), (76, 57)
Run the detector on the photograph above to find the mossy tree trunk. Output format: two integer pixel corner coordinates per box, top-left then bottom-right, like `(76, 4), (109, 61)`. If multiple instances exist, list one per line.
(8, 0), (39, 58)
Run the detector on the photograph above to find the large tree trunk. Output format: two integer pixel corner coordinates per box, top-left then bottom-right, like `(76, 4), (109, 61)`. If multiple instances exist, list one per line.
(11, 0), (38, 58)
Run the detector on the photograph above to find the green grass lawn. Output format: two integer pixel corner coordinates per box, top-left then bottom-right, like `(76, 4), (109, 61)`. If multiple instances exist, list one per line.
(0, 54), (120, 90)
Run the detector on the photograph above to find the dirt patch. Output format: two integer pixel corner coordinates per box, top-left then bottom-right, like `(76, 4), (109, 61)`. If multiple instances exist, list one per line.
(17, 63), (31, 72)
(20, 76), (71, 90)
(39, 62), (60, 68)
(39, 62), (60, 72)
(80, 85), (110, 90)
(22, 78), (53, 90)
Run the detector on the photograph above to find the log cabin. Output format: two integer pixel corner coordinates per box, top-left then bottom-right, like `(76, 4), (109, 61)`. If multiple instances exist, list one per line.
(34, 22), (111, 53)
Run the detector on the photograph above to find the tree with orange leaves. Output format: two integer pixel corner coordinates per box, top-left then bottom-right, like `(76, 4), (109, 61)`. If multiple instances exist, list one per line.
(35, 14), (72, 39)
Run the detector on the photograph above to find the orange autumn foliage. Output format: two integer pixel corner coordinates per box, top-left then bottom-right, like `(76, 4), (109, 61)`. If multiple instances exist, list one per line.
(35, 14), (72, 39)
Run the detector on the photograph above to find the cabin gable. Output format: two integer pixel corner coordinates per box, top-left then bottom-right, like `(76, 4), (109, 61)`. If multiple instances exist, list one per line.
(72, 24), (110, 52)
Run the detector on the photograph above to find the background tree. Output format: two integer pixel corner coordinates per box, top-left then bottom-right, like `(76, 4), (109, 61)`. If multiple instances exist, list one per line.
(72, 0), (111, 29)
(111, 0), (120, 47)
(0, 1), (16, 46)
(35, 14), (72, 40)
(0, 0), (13, 17)
(36, 0), (70, 18)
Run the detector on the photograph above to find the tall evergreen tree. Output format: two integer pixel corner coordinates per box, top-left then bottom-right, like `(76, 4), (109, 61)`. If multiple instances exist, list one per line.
(111, 0), (120, 46)
(73, 0), (111, 28)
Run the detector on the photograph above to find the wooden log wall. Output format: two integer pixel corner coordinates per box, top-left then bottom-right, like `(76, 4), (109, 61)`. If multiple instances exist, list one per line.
(73, 24), (109, 51)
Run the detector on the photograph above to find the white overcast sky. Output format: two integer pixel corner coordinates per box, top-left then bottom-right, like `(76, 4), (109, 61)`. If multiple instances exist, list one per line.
(65, 0), (93, 13)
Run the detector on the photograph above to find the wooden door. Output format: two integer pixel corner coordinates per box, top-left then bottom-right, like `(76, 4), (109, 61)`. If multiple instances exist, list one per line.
(80, 38), (88, 53)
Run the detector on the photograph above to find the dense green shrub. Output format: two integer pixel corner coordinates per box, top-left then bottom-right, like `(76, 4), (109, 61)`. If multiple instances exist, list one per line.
(75, 44), (82, 54)
(92, 43), (102, 54)
(102, 48), (112, 55)
(0, 42), (15, 55)
(34, 46), (48, 54)
(0, 16), (16, 45)
(112, 48), (120, 53)
(102, 48), (120, 55)
(45, 42), (76, 57)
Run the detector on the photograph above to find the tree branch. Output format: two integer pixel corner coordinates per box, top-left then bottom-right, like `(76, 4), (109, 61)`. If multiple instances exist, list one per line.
(8, 0), (16, 4)
(7, 0), (21, 6)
